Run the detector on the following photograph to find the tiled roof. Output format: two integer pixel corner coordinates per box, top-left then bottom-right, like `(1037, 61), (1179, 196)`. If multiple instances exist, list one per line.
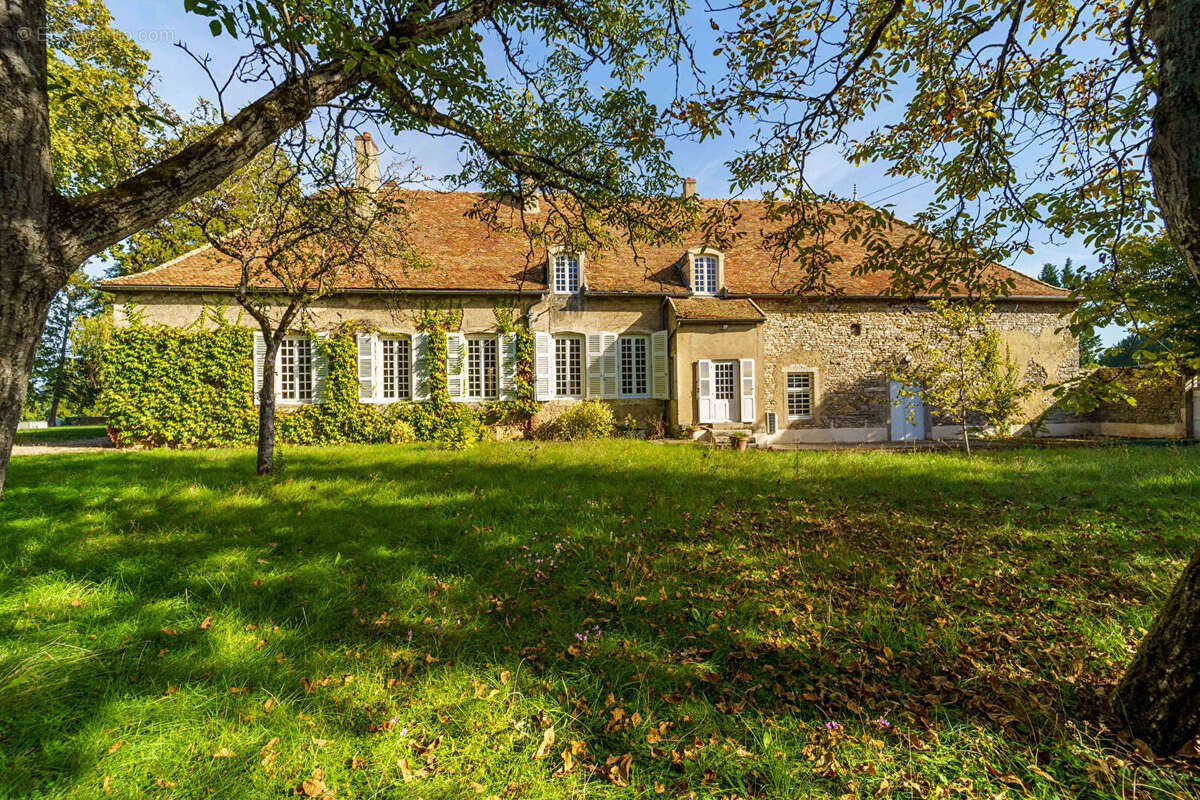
(101, 190), (1071, 299)
(670, 297), (765, 321)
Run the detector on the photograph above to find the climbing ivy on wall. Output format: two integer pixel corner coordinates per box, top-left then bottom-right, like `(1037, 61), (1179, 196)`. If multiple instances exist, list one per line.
(100, 304), (540, 450)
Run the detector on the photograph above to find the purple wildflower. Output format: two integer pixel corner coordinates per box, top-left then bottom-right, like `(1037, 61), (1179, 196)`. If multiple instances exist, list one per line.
(824, 720), (839, 731)
(876, 717), (891, 729)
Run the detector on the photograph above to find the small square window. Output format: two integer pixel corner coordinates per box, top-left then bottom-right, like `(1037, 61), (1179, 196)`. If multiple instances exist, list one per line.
(850, 323), (862, 336)
(786, 372), (813, 419)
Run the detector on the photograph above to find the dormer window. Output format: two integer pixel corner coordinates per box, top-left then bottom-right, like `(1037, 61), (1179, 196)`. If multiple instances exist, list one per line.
(552, 252), (582, 294)
(691, 254), (719, 295)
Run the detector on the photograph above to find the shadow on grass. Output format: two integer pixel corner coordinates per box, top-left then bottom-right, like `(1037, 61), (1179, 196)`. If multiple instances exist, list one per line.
(1, 443), (1198, 797)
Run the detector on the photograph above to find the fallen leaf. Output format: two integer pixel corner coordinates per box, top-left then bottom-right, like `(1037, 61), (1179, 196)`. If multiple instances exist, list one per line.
(263, 697), (276, 712)
(534, 726), (555, 759)
(106, 740), (125, 755)
(161, 628), (178, 636)
(199, 616), (212, 630)
(499, 670), (510, 685)
(213, 747), (233, 758)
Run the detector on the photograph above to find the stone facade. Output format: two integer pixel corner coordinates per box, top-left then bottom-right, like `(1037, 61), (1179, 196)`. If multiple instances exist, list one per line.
(108, 289), (1091, 443)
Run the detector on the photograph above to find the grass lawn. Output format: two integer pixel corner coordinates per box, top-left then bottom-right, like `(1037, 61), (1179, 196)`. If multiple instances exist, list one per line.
(2, 441), (1199, 799)
(14, 425), (107, 445)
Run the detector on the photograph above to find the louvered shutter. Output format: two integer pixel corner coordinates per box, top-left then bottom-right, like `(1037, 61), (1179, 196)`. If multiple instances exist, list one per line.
(585, 332), (604, 397)
(412, 332), (430, 401)
(356, 332), (376, 403)
(253, 331), (267, 405)
(499, 332), (518, 400)
(601, 332), (618, 398)
(312, 333), (330, 404)
(651, 330), (669, 400)
(534, 331), (552, 401)
(446, 333), (467, 400)
(696, 360), (714, 424)
(739, 358), (756, 423)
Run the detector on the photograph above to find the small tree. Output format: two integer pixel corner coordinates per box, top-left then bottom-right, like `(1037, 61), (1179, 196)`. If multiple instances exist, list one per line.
(28, 274), (101, 425)
(891, 299), (1027, 455)
(182, 130), (410, 475)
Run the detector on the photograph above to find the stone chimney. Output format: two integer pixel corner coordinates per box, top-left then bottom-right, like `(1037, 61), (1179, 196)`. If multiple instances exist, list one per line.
(353, 132), (379, 193)
(682, 176), (697, 199)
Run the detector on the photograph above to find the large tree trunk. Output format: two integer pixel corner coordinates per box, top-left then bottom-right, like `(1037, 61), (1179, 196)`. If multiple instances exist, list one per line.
(1, 0), (65, 497)
(1112, 547), (1200, 755)
(1114, 0), (1200, 753)
(1148, 0), (1200, 282)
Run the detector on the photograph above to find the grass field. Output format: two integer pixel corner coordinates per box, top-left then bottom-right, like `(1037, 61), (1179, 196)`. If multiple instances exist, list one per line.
(14, 425), (107, 445)
(2, 441), (1198, 799)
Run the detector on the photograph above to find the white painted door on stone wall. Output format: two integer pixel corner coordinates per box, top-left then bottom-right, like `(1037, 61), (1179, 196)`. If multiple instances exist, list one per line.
(889, 380), (925, 441)
(712, 360), (738, 422)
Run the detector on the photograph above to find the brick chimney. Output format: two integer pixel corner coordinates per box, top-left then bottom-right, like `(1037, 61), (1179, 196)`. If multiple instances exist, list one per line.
(682, 176), (697, 199)
(353, 132), (379, 193)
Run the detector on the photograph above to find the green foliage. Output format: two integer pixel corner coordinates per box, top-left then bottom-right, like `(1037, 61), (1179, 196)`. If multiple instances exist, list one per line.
(486, 307), (541, 425)
(892, 300), (1030, 453)
(537, 399), (614, 441)
(1037, 258), (1100, 366)
(27, 274), (103, 421)
(99, 312), (257, 447)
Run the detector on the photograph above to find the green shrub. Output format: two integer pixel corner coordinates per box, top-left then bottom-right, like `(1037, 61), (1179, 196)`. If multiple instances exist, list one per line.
(538, 399), (615, 441)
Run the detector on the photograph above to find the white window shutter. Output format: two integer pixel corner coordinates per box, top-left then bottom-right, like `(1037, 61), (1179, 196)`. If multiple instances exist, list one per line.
(534, 331), (552, 401)
(739, 358), (756, 423)
(651, 330), (669, 400)
(253, 331), (266, 405)
(356, 332), (376, 403)
(313, 333), (330, 405)
(696, 359), (714, 424)
(585, 332), (604, 397)
(601, 332), (618, 398)
(446, 332), (467, 400)
(412, 332), (430, 401)
(499, 332), (518, 400)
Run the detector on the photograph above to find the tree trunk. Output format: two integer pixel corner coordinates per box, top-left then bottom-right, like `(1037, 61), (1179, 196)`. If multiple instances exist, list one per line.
(1, 0), (64, 498)
(962, 422), (970, 456)
(46, 296), (72, 426)
(257, 340), (280, 475)
(1148, 0), (1200, 282)
(1112, 546), (1200, 755)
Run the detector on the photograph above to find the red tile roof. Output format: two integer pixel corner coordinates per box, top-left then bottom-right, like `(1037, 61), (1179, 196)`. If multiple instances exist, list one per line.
(670, 297), (766, 321)
(101, 190), (1071, 299)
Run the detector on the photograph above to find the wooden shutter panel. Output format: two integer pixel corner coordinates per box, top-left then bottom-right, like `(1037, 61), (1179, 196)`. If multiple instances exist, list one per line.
(446, 333), (467, 400)
(601, 332), (618, 398)
(534, 331), (552, 401)
(356, 332), (376, 403)
(651, 330), (669, 400)
(696, 359), (713, 424)
(412, 332), (430, 401)
(253, 331), (266, 405)
(585, 332), (604, 397)
(313, 333), (330, 404)
(499, 332), (518, 400)
(739, 358), (755, 423)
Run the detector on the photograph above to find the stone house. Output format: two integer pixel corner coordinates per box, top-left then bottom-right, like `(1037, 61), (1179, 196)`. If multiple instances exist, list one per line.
(100, 140), (1084, 445)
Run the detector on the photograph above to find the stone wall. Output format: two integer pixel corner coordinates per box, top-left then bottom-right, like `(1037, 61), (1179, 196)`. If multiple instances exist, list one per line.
(755, 298), (1079, 440)
(1043, 368), (1194, 438)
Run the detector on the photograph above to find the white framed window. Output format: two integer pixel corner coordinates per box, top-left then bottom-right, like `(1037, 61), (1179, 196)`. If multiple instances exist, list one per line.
(619, 335), (648, 397)
(280, 337), (314, 402)
(692, 255), (719, 295)
(467, 336), (498, 399)
(552, 253), (581, 293)
(380, 336), (412, 401)
(786, 372), (813, 418)
(554, 336), (583, 397)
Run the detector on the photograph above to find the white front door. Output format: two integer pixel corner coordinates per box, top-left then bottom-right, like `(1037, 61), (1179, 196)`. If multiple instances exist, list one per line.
(712, 360), (738, 422)
(889, 380), (925, 441)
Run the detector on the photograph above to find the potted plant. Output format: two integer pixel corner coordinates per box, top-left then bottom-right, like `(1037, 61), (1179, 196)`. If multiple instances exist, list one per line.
(730, 431), (750, 451)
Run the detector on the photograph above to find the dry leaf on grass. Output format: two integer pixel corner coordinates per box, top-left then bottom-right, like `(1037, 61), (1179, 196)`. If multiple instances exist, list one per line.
(534, 727), (555, 759)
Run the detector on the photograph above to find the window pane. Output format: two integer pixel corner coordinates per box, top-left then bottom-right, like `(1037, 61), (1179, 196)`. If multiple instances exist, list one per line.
(280, 338), (313, 401)
(714, 361), (735, 399)
(555, 337), (582, 396)
(382, 337), (411, 401)
(619, 336), (647, 396)
(786, 372), (812, 417)
(553, 254), (579, 293)
(468, 338), (498, 399)
(694, 256), (718, 294)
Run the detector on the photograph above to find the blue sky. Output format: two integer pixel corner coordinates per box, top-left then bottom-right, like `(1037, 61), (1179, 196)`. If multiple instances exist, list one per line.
(104, 1), (1113, 339)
